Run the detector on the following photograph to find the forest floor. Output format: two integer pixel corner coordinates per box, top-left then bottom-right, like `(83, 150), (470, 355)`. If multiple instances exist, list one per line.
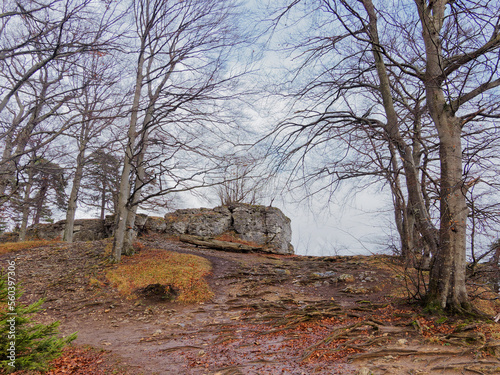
(2, 236), (500, 375)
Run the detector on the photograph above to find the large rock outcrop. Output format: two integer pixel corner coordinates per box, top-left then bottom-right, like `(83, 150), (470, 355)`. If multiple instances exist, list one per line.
(23, 219), (106, 242)
(2, 204), (293, 255)
(157, 204), (293, 254)
(162, 206), (232, 238)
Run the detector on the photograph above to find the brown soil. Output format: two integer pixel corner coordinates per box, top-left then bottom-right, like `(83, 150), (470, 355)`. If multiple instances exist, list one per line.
(2, 237), (500, 375)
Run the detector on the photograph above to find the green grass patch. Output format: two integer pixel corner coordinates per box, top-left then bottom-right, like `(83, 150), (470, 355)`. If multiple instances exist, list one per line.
(105, 249), (213, 303)
(0, 240), (61, 256)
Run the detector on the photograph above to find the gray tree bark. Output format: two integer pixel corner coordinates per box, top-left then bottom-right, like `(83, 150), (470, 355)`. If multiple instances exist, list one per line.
(122, 127), (150, 256)
(415, 0), (470, 311)
(18, 163), (35, 241)
(63, 144), (87, 243)
(112, 51), (145, 262)
(361, 0), (439, 260)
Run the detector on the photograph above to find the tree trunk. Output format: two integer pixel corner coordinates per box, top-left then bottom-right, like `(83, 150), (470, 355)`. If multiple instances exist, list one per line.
(427, 124), (469, 311)
(0, 99), (24, 203)
(100, 180), (106, 220)
(416, 0), (470, 312)
(179, 234), (266, 252)
(32, 184), (48, 225)
(18, 165), (35, 241)
(388, 142), (415, 260)
(113, 159), (133, 262)
(19, 200), (30, 242)
(0, 114), (40, 204)
(122, 113), (151, 255)
(112, 49), (146, 262)
(0, 137), (15, 204)
(361, 0), (439, 259)
(63, 145), (86, 242)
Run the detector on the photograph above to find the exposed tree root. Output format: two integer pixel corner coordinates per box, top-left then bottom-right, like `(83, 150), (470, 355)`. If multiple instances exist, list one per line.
(159, 345), (203, 353)
(431, 360), (500, 374)
(241, 300), (343, 328)
(350, 347), (468, 361)
(300, 320), (398, 361)
(441, 331), (486, 346)
(210, 365), (245, 375)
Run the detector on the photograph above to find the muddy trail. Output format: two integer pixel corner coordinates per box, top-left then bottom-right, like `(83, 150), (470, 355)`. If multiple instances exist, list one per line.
(2, 238), (500, 374)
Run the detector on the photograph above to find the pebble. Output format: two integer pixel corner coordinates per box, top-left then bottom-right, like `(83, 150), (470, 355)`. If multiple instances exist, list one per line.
(356, 367), (372, 375)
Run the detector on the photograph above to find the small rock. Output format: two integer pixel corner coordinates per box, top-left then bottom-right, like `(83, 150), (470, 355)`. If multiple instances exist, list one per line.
(276, 269), (291, 275)
(337, 273), (355, 283)
(152, 329), (162, 337)
(356, 367), (372, 375)
(311, 271), (336, 278)
(359, 271), (377, 282)
(397, 339), (408, 346)
(342, 285), (369, 294)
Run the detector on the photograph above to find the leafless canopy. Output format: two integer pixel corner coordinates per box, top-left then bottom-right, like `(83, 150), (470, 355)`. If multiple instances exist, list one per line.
(267, 0), (500, 312)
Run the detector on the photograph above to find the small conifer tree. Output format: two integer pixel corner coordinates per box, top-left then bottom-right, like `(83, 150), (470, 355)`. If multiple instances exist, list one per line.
(0, 272), (77, 372)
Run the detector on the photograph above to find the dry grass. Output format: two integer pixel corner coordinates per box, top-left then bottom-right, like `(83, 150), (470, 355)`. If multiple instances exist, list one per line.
(0, 239), (62, 255)
(105, 248), (213, 303)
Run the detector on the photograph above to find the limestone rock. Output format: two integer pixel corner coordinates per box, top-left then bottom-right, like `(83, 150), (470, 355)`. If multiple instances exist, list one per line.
(143, 216), (167, 233)
(26, 221), (65, 240)
(342, 285), (370, 294)
(231, 204), (266, 242)
(336, 273), (355, 283)
(23, 218), (105, 241)
(163, 204), (293, 254)
(0, 204), (294, 255)
(186, 207), (232, 237)
(104, 215), (116, 237)
(311, 271), (336, 278)
(163, 207), (232, 237)
(134, 213), (148, 229)
(231, 204), (292, 254)
(356, 368), (372, 375)
(71, 219), (105, 241)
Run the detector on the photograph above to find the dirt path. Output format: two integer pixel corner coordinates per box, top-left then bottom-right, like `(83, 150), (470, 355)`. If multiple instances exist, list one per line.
(2, 238), (500, 374)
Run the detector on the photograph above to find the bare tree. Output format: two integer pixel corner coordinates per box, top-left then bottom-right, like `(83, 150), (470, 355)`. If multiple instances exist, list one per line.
(62, 53), (123, 242)
(0, 0), (123, 205)
(0, 62), (74, 203)
(269, 0), (500, 313)
(112, 0), (246, 261)
(412, 0), (500, 312)
(79, 150), (121, 220)
(0, 0), (121, 115)
(10, 148), (66, 240)
(215, 154), (271, 206)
